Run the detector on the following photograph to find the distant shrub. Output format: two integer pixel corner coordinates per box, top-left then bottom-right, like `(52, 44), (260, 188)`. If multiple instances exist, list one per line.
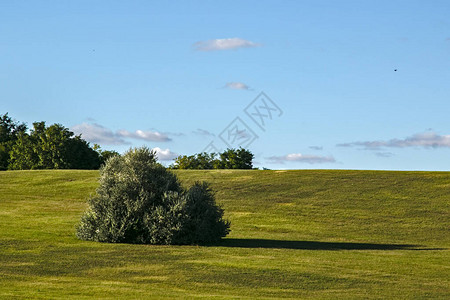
(76, 147), (230, 245)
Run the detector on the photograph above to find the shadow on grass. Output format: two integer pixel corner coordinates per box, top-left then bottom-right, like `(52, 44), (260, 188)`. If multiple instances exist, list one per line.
(214, 239), (445, 251)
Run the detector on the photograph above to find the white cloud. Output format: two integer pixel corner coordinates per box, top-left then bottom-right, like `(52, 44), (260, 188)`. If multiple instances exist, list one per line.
(71, 123), (127, 145)
(338, 131), (450, 149)
(71, 122), (171, 145)
(193, 38), (261, 51)
(266, 153), (336, 164)
(152, 147), (178, 161)
(224, 82), (252, 90)
(117, 129), (171, 142)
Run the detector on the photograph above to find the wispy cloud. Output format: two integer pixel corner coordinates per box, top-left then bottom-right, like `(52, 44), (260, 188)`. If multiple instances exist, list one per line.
(224, 82), (252, 90)
(337, 131), (450, 150)
(192, 128), (215, 137)
(309, 146), (323, 151)
(72, 122), (171, 145)
(72, 123), (127, 145)
(164, 131), (185, 137)
(376, 152), (394, 158)
(152, 147), (178, 161)
(193, 38), (261, 51)
(266, 153), (336, 164)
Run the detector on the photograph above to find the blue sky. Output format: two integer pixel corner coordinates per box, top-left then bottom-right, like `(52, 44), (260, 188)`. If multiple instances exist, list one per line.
(1, 0), (449, 170)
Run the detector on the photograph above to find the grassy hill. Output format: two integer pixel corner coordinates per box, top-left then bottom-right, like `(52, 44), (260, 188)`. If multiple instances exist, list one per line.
(1, 169), (449, 299)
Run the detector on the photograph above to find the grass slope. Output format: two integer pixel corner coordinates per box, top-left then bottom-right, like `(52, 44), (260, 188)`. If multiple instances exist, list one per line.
(0, 169), (449, 299)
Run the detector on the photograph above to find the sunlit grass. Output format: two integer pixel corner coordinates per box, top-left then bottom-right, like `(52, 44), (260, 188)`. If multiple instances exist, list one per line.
(1, 169), (449, 299)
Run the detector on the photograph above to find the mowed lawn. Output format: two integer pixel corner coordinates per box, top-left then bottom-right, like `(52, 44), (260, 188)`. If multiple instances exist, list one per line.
(0, 169), (449, 299)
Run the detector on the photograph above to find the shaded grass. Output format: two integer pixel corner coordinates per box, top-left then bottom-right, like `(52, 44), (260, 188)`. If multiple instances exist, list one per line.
(215, 239), (437, 250)
(0, 169), (449, 299)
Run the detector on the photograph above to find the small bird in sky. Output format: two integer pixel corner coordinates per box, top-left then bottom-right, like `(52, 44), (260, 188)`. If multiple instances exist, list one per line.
(394, 69), (397, 71)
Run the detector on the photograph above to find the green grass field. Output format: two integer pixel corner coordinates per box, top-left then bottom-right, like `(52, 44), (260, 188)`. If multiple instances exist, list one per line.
(1, 169), (449, 299)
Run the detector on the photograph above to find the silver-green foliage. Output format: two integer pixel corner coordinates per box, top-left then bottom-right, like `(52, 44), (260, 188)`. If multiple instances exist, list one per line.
(76, 147), (230, 244)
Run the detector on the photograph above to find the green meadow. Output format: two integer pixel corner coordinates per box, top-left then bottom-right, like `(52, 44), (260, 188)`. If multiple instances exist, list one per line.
(0, 169), (449, 299)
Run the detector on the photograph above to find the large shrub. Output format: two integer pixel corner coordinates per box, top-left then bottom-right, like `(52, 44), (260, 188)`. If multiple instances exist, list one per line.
(76, 147), (230, 245)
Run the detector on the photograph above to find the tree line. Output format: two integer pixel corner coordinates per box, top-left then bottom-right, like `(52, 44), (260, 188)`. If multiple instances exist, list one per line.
(1, 113), (255, 170)
(170, 148), (254, 169)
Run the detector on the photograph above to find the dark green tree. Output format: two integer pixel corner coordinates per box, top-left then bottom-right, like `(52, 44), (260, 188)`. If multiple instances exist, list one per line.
(219, 148), (254, 169)
(172, 152), (218, 169)
(9, 121), (100, 170)
(0, 113), (27, 170)
(171, 154), (196, 169)
(8, 131), (36, 170)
